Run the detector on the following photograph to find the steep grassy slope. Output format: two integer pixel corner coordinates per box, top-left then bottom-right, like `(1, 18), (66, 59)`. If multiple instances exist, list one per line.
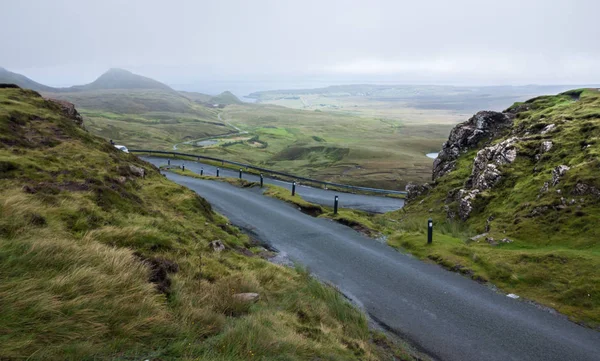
(387, 89), (600, 327)
(0, 87), (423, 360)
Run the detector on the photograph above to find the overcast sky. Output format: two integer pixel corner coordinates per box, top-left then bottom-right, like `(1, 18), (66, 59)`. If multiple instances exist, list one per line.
(2, 0), (599, 90)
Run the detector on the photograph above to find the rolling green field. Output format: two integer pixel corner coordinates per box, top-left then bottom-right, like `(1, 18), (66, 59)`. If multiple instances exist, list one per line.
(45, 89), (239, 150)
(176, 103), (456, 190)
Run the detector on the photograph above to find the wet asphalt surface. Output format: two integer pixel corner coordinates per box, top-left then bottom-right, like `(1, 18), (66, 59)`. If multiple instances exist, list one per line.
(141, 157), (600, 361)
(141, 156), (404, 213)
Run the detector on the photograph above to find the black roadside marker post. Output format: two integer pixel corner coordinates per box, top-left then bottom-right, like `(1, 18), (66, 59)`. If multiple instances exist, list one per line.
(427, 218), (433, 244)
(182, 164), (185, 172)
(260, 174), (264, 188)
(168, 159), (171, 166)
(200, 168), (204, 176)
(292, 182), (296, 196)
(239, 169), (243, 179)
(334, 196), (339, 215)
(216, 168), (220, 177)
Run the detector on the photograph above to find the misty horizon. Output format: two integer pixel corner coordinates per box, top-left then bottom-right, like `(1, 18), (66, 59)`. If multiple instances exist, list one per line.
(2, 0), (599, 95)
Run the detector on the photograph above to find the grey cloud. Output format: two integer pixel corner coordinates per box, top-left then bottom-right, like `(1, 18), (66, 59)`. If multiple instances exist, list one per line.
(1, 0), (599, 88)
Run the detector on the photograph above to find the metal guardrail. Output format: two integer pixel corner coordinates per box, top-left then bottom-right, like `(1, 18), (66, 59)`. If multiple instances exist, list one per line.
(131, 149), (407, 195)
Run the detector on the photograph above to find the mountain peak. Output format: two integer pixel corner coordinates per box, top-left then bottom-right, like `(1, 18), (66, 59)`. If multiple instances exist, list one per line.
(104, 68), (132, 75)
(75, 68), (173, 91)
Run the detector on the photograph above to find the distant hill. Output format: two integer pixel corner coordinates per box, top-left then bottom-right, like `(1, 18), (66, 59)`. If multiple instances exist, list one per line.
(70, 68), (173, 92)
(181, 90), (242, 106)
(0, 67), (57, 92)
(210, 91), (242, 105)
(0, 67), (173, 93)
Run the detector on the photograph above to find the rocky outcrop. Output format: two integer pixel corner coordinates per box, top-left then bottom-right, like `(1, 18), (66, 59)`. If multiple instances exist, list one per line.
(128, 165), (145, 178)
(209, 240), (225, 252)
(457, 189), (480, 220)
(46, 98), (84, 127)
(405, 182), (431, 202)
(551, 165), (570, 186)
(433, 111), (514, 181)
(572, 183), (600, 198)
(469, 137), (518, 191)
(541, 141), (553, 153)
(536, 141), (553, 160)
(540, 124), (556, 135)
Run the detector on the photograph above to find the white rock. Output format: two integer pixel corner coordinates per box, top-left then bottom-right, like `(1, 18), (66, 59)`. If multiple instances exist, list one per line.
(541, 141), (553, 153)
(507, 293), (520, 299)
(233, 292), (260, 302)
(541, 124), (556, 135)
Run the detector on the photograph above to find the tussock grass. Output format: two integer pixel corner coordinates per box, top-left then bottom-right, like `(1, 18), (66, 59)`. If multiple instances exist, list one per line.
(0, 88), (425, 360)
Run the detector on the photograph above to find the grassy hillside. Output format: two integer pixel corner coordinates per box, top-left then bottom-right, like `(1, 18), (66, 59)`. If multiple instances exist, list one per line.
(44, 89), (236, 150)
(0, 87), (424, 360)
(182, 91), (243, 106)
(0, 68), (240, 150)
(385, 89), (600, 327)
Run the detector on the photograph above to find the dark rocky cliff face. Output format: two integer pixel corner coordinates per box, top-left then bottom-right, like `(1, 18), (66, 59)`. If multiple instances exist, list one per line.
(432, 111), (514, 181)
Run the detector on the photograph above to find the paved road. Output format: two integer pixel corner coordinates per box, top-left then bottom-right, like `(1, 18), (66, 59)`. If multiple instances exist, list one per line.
(159, 172), (600, 361)
(142, 156), (404, 213)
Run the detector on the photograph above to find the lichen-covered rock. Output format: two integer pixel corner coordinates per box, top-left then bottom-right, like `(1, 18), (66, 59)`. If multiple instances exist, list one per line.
(405, 182), (431, 202)
(539, 181), (549, 194)
(433, 111), (514, 180)
(128, 164), (145, 178)
(470, 137), (518, 190)
(540, 124), (556, 135)
(572, 183), (600, 198)
(551, 165), (570, 186)
(457, 189), (480, 220)
(469, 233), (488, 242)
(541, 141), (553, 153)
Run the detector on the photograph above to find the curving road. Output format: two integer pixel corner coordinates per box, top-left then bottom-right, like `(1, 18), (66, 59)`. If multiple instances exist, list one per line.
(156, 171), (600, 361)
(141, 156), (404, 213)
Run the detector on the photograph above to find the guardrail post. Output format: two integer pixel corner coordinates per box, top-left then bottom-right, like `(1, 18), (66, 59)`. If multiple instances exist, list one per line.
(260, 174), (264, 188)
(334, 196), (339, 214)
(200, 168), (203, 176)
(216, 168), (220, 177)
(292, 182), (296, 196)
(427, 218), (433, 244)
(239, 169), (243, 179)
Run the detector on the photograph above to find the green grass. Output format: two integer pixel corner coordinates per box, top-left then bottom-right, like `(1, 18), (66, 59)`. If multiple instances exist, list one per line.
(43, 89), (237, 150)
(0, 88), (428, 360)
(40, 86), (465, 191)
(385, 89), (600, 328)
(172, 103), (454, 190)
